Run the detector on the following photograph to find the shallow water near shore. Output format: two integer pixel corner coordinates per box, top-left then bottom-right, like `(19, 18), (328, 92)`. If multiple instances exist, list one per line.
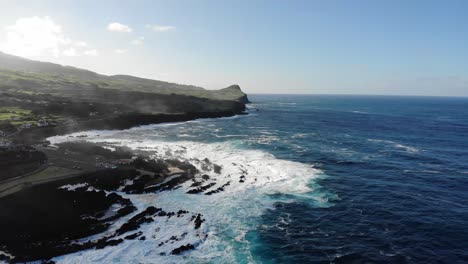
(48, 94), (468, 263)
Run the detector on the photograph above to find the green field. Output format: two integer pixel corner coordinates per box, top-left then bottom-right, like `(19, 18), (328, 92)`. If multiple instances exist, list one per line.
(0, 107), (61, 127)
(0, 107), (31, 121)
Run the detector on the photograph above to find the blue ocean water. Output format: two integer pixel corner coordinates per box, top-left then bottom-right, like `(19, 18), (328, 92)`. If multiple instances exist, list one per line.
(243, 95), (468, 263)
(50, 94), (468, 263)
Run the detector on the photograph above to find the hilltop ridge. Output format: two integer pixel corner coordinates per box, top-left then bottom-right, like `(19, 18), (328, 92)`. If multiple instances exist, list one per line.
(0, 51), (250, 144)
(0, 51), (249, 103)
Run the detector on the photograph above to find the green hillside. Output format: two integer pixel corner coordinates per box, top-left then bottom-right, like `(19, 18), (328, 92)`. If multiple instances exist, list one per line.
(0, 51), (249, 103)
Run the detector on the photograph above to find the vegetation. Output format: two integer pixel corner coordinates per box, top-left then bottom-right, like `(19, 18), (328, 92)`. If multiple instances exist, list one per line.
(0, 52), (249, 102)
(0, 52), (248, 136)
(0, 51), (248, 144)
(0, 106), (62, 130)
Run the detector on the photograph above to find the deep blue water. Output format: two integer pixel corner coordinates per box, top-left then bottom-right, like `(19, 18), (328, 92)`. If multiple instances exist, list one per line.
(52, 94), (468, 263)
(245, 95), (468, 263)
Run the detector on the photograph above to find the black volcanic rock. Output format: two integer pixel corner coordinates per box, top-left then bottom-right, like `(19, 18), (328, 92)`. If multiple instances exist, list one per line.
(186, 182), (216, 194)
(213, 164), (222, 174)
(115, 206), (161, 236)
(171, 244), (195, 255)
(0, 178), (135, 262)
(205, 181), (231, 195)
(192, 214), (205, 229)
(124, 232), (143, 240)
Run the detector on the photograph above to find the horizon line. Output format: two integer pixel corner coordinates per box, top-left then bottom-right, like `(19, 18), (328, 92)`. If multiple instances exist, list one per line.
(247, 93), (468, 99)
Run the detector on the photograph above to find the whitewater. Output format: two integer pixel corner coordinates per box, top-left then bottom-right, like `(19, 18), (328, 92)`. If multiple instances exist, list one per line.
(47, 116), (325, 263)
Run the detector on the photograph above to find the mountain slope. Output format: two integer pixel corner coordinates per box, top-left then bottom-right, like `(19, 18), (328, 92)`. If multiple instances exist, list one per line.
(0, 51), (249, 103)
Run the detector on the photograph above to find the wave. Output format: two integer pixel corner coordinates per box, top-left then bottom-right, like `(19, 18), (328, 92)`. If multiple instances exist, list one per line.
(123, 113), (252, 132)
(176, 133), (197, 138)
(211, 133), (245, 138)
(368, 139), (420, 153)
(393, 143), (419, 153)
(291, 133), (313, 139)
(245, 135), (281, 145)
(350, 110), (369, 114)
(48, 133), (322, 263)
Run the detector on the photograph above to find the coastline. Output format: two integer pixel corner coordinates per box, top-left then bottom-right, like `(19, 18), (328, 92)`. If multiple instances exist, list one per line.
(13, 110), (247, 145)
(0, 51), (251, 262)
(0, 109), (249, 262)
(2, 109), (248, 194)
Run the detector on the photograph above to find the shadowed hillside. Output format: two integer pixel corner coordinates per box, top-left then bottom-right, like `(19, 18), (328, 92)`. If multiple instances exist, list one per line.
(0, 51), (249, 145)
(0, 51), (249, 103)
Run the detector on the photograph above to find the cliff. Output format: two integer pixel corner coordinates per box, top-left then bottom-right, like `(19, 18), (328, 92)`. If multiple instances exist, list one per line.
(0, 51), (249, 104)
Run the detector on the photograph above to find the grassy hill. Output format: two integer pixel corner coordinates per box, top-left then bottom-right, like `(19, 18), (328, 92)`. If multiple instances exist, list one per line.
(0, 52), (249, 136)
(0, 51), (249, 103)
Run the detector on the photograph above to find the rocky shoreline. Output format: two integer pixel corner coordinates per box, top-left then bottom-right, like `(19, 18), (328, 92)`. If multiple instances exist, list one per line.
(14, 110), (246, 145)
(0, 150), (219, 261)
(0, 110), (247, 263)
(0, 159), (214, 262)
(0, 51), (252, 263)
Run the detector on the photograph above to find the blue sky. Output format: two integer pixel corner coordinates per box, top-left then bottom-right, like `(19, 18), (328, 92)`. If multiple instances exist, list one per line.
(0, 0), (467, 96)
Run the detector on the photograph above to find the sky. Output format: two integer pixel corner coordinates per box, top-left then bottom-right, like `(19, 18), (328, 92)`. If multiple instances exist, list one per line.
(0, 0), (467, 96)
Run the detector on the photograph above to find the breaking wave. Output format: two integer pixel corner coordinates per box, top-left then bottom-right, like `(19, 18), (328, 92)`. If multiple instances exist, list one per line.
(48, 132), (323, 263)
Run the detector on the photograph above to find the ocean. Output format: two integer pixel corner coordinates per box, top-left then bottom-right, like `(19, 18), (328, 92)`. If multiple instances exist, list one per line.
(48, 94), (468, 263)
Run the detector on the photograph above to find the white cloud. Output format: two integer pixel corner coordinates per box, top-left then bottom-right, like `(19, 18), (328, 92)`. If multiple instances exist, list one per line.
(75, 41), (88, 47)
(107, 22), (132, 33)
(131, 36), (144, 46)
(114, 49), (127, 54)
(84, 49), (98, 56)
(0, 16), (96, 58)
(63, 47), (78, 57)
(1, 16), (66, 57)
(146, 24), (176, 32)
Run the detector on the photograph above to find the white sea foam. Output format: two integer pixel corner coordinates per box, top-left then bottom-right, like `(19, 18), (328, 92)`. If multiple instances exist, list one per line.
(291, 133), (313, 139)
(48, 132), (322, 263)
(0, 251), (13, 262)
(351, 110), (368, 114)
(59, 183), (89, 191)
(393, 143), (419, 153)
(211, 133), (245, 138)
